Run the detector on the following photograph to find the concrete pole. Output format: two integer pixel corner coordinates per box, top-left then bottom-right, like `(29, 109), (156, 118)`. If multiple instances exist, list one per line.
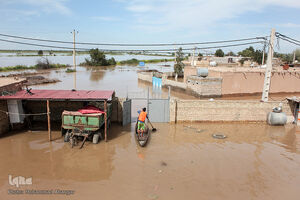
(293, 51), (296, 64)
(261, 28), (276, 102)
(174, 49), (178, 81)
(72, 29), (77, 90)
(262, 40), (266, 65)
(192, 47), (195, 67)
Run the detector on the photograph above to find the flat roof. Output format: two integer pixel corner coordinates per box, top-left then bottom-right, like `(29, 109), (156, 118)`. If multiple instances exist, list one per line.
(0, 89), (115, 101)
(0, 77), (26, 88)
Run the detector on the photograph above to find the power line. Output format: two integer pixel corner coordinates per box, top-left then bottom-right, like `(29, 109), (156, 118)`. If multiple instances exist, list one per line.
(276, 36), (300, 47)
(276, 32), (300, 44)
(0, 38), (90, 51)
(0, 33), (266, 46)
(0, 38), (263, 52)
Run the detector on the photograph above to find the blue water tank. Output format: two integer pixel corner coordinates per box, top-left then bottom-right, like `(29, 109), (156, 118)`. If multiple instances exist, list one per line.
(197, 68), (208, 78)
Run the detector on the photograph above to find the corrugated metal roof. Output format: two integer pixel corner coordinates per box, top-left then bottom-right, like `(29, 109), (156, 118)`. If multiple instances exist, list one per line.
(0, 89), (114, 101)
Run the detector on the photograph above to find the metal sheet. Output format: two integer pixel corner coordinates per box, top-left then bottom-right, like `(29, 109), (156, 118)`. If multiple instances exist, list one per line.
(148, 99), (169, 122)
(0, 90), (114, 101)
(122, 99), (131, 126)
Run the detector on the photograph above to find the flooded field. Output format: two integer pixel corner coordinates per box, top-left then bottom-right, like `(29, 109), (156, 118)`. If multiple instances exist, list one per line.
(0, 53), (172, 67)
(0, 122), (300, 200)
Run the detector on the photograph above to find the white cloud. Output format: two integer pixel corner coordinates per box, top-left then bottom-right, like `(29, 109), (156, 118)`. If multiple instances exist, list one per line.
(0, 0), (71, 15)
(122, 0), (300, 32)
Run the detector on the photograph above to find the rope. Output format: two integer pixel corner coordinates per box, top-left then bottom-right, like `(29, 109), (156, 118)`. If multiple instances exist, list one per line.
(0, 109), (50, 116)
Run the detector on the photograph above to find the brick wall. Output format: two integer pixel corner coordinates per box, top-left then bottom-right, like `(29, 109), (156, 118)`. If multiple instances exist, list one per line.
(183, 66), (197, 82)
(187, 76), (222, 97)
(162, 78), (187, 90)
(170, 99), (295, 123)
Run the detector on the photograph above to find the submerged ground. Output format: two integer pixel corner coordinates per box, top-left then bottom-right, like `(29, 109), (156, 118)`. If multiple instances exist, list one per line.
(0, 122), (300, 200)
(0, 54), (300, 199)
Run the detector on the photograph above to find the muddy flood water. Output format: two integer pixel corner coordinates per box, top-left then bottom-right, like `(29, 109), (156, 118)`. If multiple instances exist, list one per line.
(0, 122), (300, 200)
(0, 57), (300, 199)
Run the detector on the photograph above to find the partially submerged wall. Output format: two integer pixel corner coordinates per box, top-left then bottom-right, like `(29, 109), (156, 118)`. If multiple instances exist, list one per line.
(138, 72), (153, 82)
(170, 99), (295, 123)
(138, 71), (221, 97)
(111, 97), (128, 124)
(163, 78), (186, 90)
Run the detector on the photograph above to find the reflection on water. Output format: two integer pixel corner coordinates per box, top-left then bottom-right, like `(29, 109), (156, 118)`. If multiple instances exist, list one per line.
(0, 123), (300, 200)
(30, 63), (193, 100)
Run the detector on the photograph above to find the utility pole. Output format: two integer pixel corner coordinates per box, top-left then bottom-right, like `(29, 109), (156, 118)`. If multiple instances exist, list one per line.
(261, 28), (276, 102)
(262, 39), (267, 65)
(71, 29), (78, 90)
(174, 45), (178, 81)
(293, 51), (296, 64)
(192, 47), (196, 67)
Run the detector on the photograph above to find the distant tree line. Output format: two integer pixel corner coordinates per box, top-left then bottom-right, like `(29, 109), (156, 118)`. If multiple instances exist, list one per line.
(212, 46), (300, 64)
(274, 49), (300, 63)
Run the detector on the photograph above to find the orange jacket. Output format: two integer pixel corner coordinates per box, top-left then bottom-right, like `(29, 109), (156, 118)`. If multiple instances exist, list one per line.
(138, 111), (147, 122)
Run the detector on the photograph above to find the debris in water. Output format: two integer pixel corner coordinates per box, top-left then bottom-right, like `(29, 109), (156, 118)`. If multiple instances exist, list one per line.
(196, 129), (206, 133)
(183, 125), (197, 130)
(212, 134), (227, 139)
(148, 193), (159, 200)
(160, 161), (167, 166)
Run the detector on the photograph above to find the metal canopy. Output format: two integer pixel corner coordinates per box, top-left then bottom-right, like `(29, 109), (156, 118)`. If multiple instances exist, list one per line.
(0, 89), (115, 101)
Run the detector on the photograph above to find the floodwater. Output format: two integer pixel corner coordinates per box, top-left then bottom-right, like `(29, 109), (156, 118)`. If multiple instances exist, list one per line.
(27, 64), (192, 100)
(0, 122), (300, 200)
(1, 53), (300, 199)
(0, 53), (172, 67)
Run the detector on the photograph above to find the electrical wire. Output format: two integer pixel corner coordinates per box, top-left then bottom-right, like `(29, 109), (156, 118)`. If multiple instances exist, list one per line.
(0, 109), (49, 116)
(276, 32), (300, 44)
(0, 38), (90, 51)
(0, 38), (264, 52)
(0, 33), (266, 46)
(276, 36), (300, 47)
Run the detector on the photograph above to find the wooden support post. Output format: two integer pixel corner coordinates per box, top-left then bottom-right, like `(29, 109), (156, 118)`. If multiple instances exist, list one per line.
(104, 100), (107, 142)
(47, 100), (51, 142)
(175, 99), (178, 124)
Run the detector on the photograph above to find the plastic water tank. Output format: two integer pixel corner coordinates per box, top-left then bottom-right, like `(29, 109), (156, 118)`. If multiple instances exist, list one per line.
(209, 61), (217, 67)
(197, 68), (208, 78)
(267, 112), (287, 125)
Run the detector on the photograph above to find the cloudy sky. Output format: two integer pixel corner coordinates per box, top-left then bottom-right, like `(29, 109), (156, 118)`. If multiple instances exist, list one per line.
(0, 0), (299, 53)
